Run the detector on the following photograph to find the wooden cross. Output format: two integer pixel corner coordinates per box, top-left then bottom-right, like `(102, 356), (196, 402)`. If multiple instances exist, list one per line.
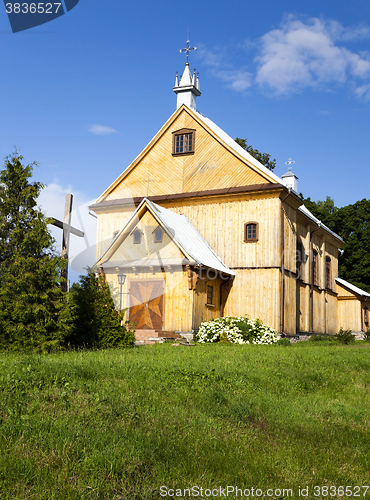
(143, 173), (155, 197)
(47, 194), (84, 292)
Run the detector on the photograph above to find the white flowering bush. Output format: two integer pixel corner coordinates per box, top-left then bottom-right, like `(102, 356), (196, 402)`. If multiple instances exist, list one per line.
(196, 315), (278, 345)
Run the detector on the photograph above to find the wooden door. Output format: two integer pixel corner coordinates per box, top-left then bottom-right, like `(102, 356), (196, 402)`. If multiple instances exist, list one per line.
(129, 280), (164, 330)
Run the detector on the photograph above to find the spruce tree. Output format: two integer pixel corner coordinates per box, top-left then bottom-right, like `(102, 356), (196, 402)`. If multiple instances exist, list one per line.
(0, 152), (64, 349)
(60, 272), (135, 348)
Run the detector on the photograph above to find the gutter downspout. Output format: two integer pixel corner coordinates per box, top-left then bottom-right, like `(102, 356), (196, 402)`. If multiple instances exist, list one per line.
(280, 189), (291, 335)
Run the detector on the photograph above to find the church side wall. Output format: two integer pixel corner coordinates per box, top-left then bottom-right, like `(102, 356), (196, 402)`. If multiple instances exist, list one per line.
(223, 268), (281, 332)
(337, 299), (362, 332)
(164, 194), (282, 268)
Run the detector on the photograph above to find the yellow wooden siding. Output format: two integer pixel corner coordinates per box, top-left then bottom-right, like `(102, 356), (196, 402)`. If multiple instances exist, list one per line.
(164, 194), (282, 268)
(104, 267), (193, 332)
(96, 210), (135, 259)
(284, 273), (297, 334)
(326, 292), (338, 334)
(337, 299), (362, 332)
(192, 276), (222, 330)
(297, 281), (310, 333)
(105, 108), (270, 200)
(223, 268), (281, 331)
(283, 203), (298, 273)
(105, 210), (184, 264)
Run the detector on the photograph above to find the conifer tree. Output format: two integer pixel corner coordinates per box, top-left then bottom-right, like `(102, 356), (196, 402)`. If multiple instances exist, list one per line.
(60, 272), (135, 348)
(0, 152), (64, 349)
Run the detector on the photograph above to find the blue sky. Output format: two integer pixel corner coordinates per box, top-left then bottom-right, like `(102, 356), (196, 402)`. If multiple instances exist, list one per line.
(1, 0), (369, 279)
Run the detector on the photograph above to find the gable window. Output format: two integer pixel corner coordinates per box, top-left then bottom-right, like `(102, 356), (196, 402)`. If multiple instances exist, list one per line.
(153, 227), (163, 243)
(296, 242), (303, 279)
(206, 285), (214, 306)
(244, 222), (259, 242)
(172, 128), (195, 156)
(325, 257), (331, 289)
(133, 229), (142, 245)
(313, 250), (318, 287)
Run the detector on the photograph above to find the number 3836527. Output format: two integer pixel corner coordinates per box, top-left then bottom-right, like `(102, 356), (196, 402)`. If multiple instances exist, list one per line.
(5, 3), (62, 14)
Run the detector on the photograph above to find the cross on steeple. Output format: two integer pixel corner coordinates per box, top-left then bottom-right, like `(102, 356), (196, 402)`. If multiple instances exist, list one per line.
(179, 39), (197, 64)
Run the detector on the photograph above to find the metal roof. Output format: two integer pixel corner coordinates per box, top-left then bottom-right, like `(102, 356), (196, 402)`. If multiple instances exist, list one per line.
(97, 198), (234, 277)
(336, 278), (370, 298)
(146, 199), (234, 276)
(298, 204), (343, 243)
(194, 110), (282, 185)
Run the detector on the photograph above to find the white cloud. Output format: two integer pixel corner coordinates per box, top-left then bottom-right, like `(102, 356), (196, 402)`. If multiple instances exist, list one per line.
(255, 17), (370, 95)
(198, 47), (252, 92)
(354, 83), (370, 100)
(88, 124), (118, 136)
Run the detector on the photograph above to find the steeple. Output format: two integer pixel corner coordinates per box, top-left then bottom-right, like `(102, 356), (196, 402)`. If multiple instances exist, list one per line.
(282, 158), (298, 192)
(173, 40), (201, 111)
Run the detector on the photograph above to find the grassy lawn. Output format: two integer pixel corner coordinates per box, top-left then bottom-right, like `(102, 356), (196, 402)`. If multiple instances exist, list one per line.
(0, 342), (369, 499)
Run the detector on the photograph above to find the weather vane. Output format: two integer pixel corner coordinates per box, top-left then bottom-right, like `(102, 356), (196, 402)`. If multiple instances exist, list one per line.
(285, 158), (295, 171)
(179, 40), (197, 64)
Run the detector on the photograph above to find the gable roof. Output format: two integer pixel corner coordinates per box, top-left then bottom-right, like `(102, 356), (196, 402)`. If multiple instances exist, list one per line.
(96, 198), (235, 276)
(96, 105), (280, 203)
(336, 278), (370, 298)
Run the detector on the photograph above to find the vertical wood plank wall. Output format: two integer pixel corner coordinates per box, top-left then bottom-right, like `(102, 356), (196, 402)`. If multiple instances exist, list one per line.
(96, 192), (346, 335)
(104, 268), (193, 332)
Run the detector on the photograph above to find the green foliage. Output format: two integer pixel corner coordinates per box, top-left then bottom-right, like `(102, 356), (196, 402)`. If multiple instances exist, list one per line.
(196, 315), (278, 344)
(235, 137), (276, 171)
(309, 334), (336, 342)
(300, 196), (370, 293)
(60, 272), (135, 348)
(277, 337), (291, 346)
(0, 344), (369, 498)
(0, 152), (64, 349)
(337, 327), (355, 345)
(364, 329), (370, 342)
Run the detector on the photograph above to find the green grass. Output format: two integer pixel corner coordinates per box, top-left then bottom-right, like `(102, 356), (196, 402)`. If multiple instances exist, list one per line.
(0, 342), (370, 499)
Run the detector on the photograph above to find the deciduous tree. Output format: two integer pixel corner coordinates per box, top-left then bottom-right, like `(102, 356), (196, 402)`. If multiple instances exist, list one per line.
(235, 138), (276, 171)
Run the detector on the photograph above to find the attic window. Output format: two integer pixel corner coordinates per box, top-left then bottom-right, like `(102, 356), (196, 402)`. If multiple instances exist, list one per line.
(133, 229), (142, 244)
(172, 128), (195, 156)
(154, 227), (163, 243)
(244, 222), (259, 242)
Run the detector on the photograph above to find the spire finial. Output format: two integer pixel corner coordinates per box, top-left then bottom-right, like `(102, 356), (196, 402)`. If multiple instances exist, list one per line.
(179, 39), (197, 65)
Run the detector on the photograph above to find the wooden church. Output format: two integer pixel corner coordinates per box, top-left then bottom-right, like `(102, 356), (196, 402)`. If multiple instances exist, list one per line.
(90, 47), (369, 340)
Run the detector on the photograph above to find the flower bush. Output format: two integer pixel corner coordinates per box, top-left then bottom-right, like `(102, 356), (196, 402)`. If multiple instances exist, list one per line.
(196, 315), (278, 345)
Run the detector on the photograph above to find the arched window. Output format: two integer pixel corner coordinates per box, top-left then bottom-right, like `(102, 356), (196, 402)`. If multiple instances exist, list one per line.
(325, 256), (331, 289)
(313, 250), (318, 286)
(296, 242), (303, 279)
(244, 222), (259, 242)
